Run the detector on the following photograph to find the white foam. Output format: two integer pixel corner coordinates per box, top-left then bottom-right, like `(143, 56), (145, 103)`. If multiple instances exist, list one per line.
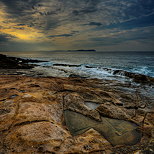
(37, 61), (53, 67)
(33, 66), (69, 77)
(132, 66), (153, 76)
(52, 65), (112, 78)
(32, 62), (152, 83)
(46, 65), (129, 82)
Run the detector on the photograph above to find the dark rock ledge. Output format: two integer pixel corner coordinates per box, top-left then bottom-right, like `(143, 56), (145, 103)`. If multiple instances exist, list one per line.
(113, 69), (154, 84)
(0, 54), (47, 69)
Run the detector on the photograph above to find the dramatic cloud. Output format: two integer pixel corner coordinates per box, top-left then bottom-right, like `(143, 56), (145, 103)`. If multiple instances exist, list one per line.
(0, 0), (154, 51)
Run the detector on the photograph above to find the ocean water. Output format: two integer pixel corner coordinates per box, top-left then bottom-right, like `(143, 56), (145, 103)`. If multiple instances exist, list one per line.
(2, 51), (154, 80)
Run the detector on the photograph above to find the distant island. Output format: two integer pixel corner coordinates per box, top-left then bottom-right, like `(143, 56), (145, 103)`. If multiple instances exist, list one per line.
(67, 49), (96, 52)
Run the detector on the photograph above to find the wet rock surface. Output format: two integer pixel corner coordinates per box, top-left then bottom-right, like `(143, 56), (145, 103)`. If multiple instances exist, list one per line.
(0, 75), (153, 153)
(113, 69), (154, 84)
(0, 54), (46, 69)
(53, 64), (81, 67)
(64, 110), (142, 146)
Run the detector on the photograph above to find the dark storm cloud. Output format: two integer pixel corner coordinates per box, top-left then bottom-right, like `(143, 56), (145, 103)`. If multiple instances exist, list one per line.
(48, 34), (73, 38)
(0, 0), (43, 29)
(119, 13), (154, 29)
(0, 0), (154, 51)
(16, 24), (27, 26)
(0, 34), (16, 43)
(0, 34), (9, 42)
(48, 30), (79, 38)
(1, 0), (39, 17)
(94, 13), (154, 31)
(1, 0), (154, 29)
(85, 22), (102, 26)
(139, 0), (154, 11)
(90, 27), (154, 46)
(72, 7), (98, 16)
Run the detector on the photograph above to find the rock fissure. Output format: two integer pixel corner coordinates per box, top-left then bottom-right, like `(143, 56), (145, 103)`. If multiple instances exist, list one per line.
(14, 120), (50, 127)
(0, 75), (153, 153)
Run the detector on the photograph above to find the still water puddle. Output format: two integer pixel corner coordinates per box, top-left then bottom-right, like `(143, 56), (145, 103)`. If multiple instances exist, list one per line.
(84, 102), (100, 110)
(64, 110), (142, 146)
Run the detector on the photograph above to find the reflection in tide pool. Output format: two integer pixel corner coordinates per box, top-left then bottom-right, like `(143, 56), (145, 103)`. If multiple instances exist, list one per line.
(64, 110), (142, 146)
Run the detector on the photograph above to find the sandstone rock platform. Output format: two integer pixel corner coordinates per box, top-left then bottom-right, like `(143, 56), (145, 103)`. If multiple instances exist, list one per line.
(0, 75), (153, 153)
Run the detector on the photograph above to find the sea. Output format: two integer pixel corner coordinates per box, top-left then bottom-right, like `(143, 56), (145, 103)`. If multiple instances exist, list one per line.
(2, 51), (154, 81)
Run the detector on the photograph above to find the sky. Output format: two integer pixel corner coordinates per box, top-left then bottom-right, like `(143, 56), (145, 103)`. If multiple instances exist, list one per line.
(0, 0), (154, 52)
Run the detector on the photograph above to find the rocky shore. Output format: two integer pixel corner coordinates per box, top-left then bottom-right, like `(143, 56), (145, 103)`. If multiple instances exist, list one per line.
(0, 54), (46, 69)
(0, 54), (154, 153)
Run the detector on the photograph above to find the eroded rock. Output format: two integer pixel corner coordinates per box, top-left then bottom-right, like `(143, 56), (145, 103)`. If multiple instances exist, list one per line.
(0, 75), (153, 153)
(97, 103), (132, 121)
(63, 93), (101, 121)
(0, 100), (17, 131)
(4, 122), (70, 153)
(64, 110), (142, 146)
(14, 102), (55, 125)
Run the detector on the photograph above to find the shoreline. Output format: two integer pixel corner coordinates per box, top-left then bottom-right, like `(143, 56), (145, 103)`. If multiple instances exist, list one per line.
(0, 74), (153, 153)
(0, 53), (154, 84)
(0, 54), (154, 153)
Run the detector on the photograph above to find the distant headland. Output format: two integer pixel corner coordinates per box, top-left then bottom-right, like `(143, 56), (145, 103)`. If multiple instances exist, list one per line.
(67, 49), (96, 52)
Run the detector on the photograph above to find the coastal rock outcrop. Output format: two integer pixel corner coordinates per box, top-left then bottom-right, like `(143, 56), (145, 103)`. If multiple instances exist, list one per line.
(113, 69), (154, 84)
(0, 75), (153, 153)
(0, 54), (46, 69)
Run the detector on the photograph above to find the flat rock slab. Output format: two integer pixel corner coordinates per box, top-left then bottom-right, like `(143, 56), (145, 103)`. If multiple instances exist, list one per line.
(64, 110), (142, 146)
(0, 75), (153, 153)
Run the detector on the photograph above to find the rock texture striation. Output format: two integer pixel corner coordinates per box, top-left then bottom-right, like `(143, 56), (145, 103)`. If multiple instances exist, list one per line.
(0, 75), (154, 153)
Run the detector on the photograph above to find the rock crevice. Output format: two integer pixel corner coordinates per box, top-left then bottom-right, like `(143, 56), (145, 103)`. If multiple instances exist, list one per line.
(0, 75), (153, 153)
